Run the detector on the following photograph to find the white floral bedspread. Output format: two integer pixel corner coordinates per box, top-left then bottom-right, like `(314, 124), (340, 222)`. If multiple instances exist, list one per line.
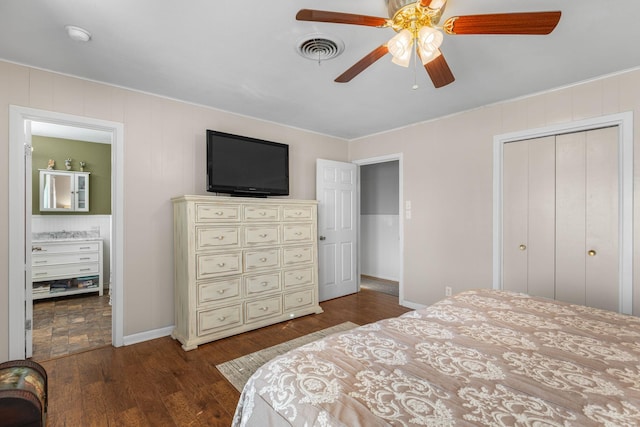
(232, 289), (640, 426)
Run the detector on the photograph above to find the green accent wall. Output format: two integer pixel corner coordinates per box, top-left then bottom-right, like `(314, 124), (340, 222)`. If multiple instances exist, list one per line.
(32, 136), (112, 215)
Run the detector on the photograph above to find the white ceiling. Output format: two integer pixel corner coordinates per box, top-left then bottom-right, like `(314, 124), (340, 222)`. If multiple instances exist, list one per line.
(1, 0), (640, 140)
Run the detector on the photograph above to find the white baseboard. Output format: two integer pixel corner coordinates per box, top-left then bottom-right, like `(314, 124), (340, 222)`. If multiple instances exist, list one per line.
(400, 299), (426, 310)
(123, 325), (174, 346)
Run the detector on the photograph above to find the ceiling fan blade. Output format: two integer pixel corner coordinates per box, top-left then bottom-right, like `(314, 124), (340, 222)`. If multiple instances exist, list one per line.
(423, 50), (455, 88)
(335, 45), (389, 83)
(296, 9), (388, 27)
(444, 11), (561, 35)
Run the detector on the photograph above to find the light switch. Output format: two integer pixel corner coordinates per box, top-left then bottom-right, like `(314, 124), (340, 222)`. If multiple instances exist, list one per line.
(405, 200), (411, 210)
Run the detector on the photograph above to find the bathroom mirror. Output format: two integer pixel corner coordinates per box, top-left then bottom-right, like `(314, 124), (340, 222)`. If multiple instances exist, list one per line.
(39, 170), (89, 212)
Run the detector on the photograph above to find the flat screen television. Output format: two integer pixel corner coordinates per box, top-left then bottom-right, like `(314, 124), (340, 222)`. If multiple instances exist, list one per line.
(206, 130), (289, 196)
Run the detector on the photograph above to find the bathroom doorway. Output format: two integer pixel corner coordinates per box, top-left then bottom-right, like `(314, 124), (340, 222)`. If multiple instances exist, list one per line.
(8, 106), (124, 360)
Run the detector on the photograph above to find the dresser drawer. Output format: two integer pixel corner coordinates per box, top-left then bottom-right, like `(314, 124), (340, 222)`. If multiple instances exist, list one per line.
(198, 304), (243, 335)
(284, 288), (314, 311)
(283, 267), (314, 288)
(33, 262), (99, 280)
(282, 223), (313, 243)
(196, 226), (240, 251)
(245, 272), (281, 296)
(197, 278), (241, 305)
(283, 246), (313, 266)
(244, 225), (280, 246)
(245, 248), (280, 271)
(32, 251), (99, 267)
(32, 241), (100, 254)
(196, 204), (240, 222)
(196, 252), (242, 279)
(246, 296), (282, 322)
(244, 205), (279, 221)
(283, 206), (314, 221)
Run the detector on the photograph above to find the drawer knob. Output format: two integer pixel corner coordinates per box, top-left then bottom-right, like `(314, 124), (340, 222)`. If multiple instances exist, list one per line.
(294, 254), (302, 258)
(297, 298), (303, 302)
(259, 212), (266, 216)
(217, 236), (224, 240)
(218, 316), (226, 321)
(259, 234), (268, 238)
(295, 212), (302, 216)
(217, 262), (226, 267)
(588, 250), (597, 257)
(217, 289), (226, 294)
(295, 275), (303, 280)
(261, 282), (269, 286)
(215, 211), (223, 215)
(32, 246), (43, 252)
(294, 232), (302, 236)
(79, 246), (91, 250)
(260, 257), (267, 262)
(260, 306), (268, 311)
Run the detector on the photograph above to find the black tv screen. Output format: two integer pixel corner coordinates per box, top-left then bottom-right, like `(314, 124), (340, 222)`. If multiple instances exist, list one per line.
(206, 130), (289, 196)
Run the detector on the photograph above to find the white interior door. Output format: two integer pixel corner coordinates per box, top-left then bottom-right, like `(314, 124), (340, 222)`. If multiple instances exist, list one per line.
(316, 159), (357, 301)
(25, 121), (33, 358)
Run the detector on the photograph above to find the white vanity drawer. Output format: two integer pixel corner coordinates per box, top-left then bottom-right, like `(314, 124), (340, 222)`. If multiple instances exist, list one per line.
(198, 304), (243, 335)
(243, 205), (279, 221)
(197, 278), (241, 305)
(196, 252), (242, 279)
(32, 251), (99, 267)
(196, 204), (240, 222)
(246, 296), (282, 322)
(284, 288), (314, 311)
(282, 224), (313, 243)
(283, 267), (314, 288)
(283, 206), (313, 221)
(283, 246), (313, 266)
(33, 262), (99, 280)
(245, 272), (281, 296)
(244, 225), (280, 246)
(32, 241), (100, 254)
(244, 248), (280, 271)
(195, 226), (240, 251)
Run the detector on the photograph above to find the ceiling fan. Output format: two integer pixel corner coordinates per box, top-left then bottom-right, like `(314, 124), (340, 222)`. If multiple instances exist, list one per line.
(296, 0), (561, 88)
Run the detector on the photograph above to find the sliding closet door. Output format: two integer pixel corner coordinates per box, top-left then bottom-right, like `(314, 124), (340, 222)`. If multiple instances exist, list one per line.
(556, 127), (619, 311)
(503, 136), (555, 298)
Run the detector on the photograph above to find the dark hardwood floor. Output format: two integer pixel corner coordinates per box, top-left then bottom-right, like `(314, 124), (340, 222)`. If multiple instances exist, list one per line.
(40, 289), (411, 426)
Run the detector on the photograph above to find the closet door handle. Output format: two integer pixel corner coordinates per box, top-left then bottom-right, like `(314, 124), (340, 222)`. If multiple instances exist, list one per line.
(588, 250), (597, 257)
(519, 244), (526, 251)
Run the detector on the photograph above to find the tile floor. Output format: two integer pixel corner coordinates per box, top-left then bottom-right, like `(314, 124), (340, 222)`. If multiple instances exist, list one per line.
(360, 275), (399, 297)
(31, 293), (112, 361)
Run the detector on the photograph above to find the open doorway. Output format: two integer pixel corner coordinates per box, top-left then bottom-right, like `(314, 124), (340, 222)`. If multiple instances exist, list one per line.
(354, 155), (403, 301)
(8, 106), (124, 360)
(30, 126), (113, 360)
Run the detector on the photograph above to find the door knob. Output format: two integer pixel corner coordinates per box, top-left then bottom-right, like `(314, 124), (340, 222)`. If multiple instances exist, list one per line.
(519, 244), (526, 251)
(319, 236), (326, 241)
(588, 250), (597, 256)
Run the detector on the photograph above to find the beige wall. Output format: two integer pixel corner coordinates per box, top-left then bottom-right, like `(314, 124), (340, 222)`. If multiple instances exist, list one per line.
(0, 60), (348, 361)
(350, 69), (640, 315)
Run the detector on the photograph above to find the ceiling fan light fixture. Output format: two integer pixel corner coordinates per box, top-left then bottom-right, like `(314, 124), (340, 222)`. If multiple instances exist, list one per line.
(388, 29), (413, 66)
(418, 26), (443, 53)
(419, 47), (441, 65)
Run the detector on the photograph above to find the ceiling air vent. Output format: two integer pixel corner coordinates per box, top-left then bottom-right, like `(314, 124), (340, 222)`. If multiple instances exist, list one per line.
(296, 34), (344, 61)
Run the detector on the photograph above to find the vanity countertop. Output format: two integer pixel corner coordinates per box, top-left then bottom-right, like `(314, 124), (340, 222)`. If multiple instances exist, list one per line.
(32, 230), (101, 243)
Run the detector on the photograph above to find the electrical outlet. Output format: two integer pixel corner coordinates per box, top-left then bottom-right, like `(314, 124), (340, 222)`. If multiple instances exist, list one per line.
(445, 286), (452, 297)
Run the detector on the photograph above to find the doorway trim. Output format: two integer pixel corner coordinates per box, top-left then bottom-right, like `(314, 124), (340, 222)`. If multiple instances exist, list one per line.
(493, 112), (633, 314)
(8, 105), (124, 359)
(352, 154), (404, 305)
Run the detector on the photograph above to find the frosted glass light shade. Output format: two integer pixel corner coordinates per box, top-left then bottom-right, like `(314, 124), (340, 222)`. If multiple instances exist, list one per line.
(388, 29), (413, 68)
(418, 27), (443, 53)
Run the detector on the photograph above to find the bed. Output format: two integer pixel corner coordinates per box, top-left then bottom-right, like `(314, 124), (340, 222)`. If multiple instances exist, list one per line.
(232, 289), (640, 426)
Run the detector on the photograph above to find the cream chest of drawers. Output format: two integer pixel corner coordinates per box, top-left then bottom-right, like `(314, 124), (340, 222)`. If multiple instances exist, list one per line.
(31, 239), (104, 300)
(172, 195), (323, 350)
